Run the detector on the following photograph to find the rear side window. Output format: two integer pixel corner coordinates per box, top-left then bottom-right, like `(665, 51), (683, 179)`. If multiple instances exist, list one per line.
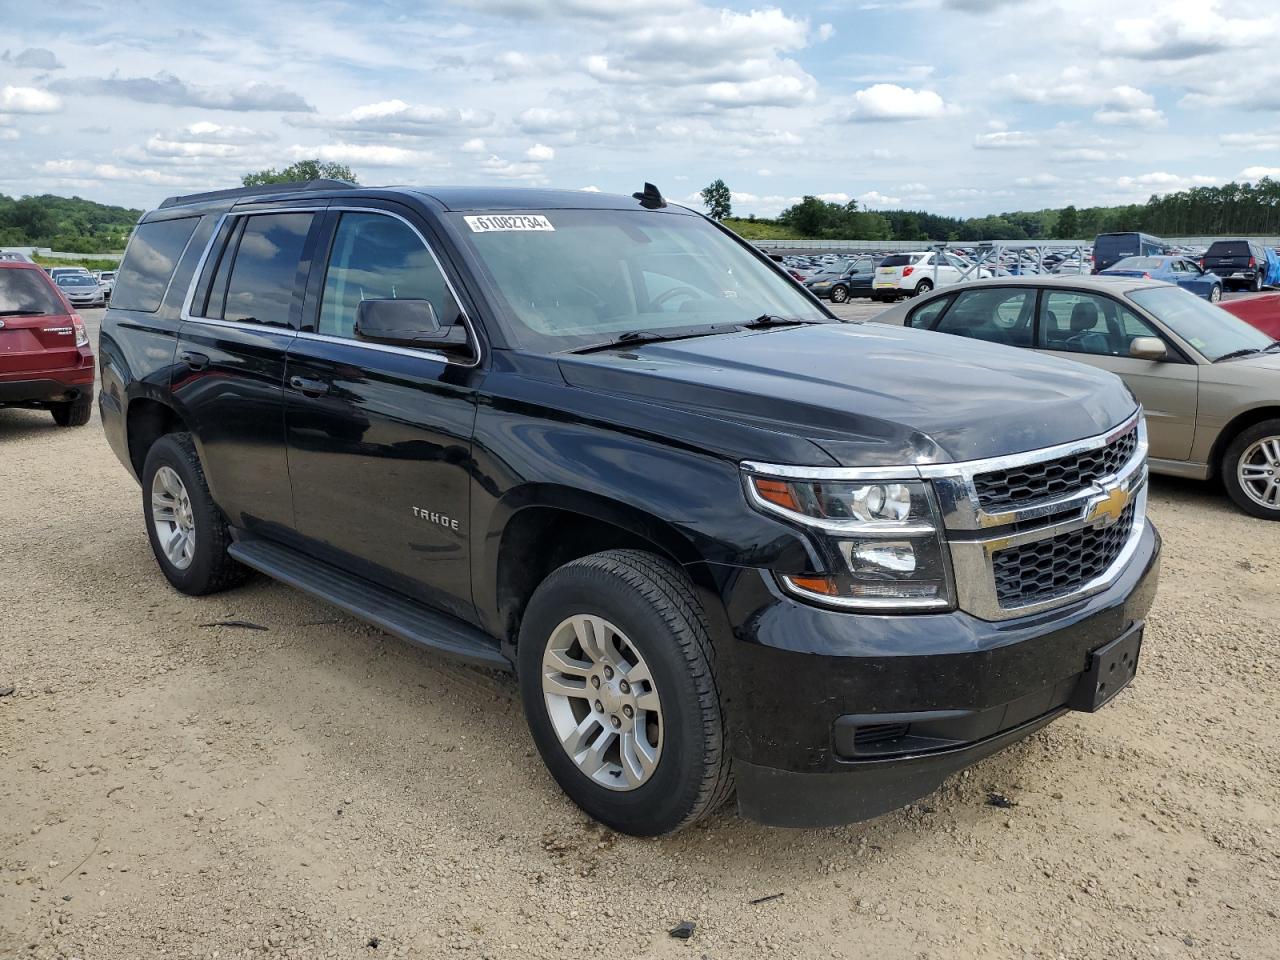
(221, 213), (314, 327)
(881, 255), (912, 267)
(906, 294), (954, 328)
(935, 288), (1035, 347)
(111, 217), (199, 313)
(0, 268), (64, 316)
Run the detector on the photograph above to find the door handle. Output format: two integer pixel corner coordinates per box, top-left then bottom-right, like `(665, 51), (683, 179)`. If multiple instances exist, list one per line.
(178, 351), (209, 371)
(289, 375), (331, 397)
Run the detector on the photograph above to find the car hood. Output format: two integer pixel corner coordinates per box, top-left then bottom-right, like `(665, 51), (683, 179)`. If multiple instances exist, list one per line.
(557, 323), (1137, 466)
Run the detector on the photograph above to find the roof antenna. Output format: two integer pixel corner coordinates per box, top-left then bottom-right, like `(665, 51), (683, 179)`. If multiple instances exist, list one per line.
(632, 182), (667, 209)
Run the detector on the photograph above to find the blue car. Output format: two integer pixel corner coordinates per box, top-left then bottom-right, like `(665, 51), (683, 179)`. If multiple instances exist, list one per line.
(1101, 255), (1224, 302)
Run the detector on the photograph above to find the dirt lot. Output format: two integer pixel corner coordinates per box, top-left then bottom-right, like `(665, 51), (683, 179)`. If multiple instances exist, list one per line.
(2, 308), (1278, 960)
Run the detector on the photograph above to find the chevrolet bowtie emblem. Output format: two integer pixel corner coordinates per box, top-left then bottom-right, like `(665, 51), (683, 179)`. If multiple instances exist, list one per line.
(1086, 484), (1131, 527)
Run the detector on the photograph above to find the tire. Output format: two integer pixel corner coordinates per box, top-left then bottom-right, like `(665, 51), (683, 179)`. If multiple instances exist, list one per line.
(829, 285), (849, 304)
(141, 432), (250, 594)
(1252, 272), (1264, 293)
(51, 393), (92, 427)
(913, 279), (934, 297)
(1222, 419), (1280, 520)
(1209, 285), (1222, 303)
(517, 549), (732, 836)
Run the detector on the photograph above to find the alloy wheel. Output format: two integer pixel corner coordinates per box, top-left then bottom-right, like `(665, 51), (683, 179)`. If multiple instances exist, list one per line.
(1237, 436), (1280, 511)
(151, 465), (197, 570)
(541, 614), (663, 791)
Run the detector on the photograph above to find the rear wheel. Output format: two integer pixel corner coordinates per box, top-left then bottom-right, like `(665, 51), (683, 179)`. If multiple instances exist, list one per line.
(141, 432), (250, 594)
(50, 393), (92, 427)
(829, 285), (849, 304)
(913, 279), (934, 297)
(1223, 420), (1280, 520)
(1209, 284), (1223, 303)
(518, 549), (732, 836)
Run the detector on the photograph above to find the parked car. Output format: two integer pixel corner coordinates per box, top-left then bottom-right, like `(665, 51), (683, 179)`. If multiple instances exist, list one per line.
(1101, 255), (1224, 302)
(53, 272), (107, 308)
(1221, 292), (1280, 339)
(1092, 232), (1167, 273)
(97, 270), (117, 301)
(48, 266), (93, 281)
(875, 276), (1280, 519)
(872, 251), (991, 300)
(806, 257), (877, 302)
(1202, 239), (1272, 292)
(0, 260), (95, 426)
(100, 181), (1159, 835)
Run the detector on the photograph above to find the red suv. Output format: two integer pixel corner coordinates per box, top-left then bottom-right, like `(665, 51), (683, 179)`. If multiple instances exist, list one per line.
(0, 261), (95, 426)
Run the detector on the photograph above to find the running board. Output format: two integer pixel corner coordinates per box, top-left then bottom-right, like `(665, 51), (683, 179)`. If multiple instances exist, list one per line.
(227, 539), (511, 671)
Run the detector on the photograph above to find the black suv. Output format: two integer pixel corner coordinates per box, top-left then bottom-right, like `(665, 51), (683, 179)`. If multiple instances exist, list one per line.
(1202, 239), (1271, 292)
(100, 180), (1161, 835)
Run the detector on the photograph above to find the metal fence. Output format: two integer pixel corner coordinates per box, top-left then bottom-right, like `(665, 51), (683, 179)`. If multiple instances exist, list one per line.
(754, 236), (1280, 253)
(0, 246), (123, 262)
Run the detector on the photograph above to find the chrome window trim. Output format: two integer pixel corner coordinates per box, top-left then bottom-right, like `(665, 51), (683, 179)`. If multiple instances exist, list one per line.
(177, 204), (482, 370)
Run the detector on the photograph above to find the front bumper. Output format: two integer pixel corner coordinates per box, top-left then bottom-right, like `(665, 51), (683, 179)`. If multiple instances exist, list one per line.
(702, 521), (1160, 827)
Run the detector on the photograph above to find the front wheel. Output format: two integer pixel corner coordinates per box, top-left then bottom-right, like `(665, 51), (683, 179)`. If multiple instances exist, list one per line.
(518, 549), (732, 836)
(829, 285), (849, 304)
(1209, 284), (1223, 303)
(913, 279), (934, 297)
(1223, 420), (1280, 519)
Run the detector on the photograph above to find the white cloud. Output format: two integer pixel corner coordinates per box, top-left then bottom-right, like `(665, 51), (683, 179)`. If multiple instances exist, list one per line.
(525, 143), (555, 162)
(50, 74), (312, 112)
(40, 158), (189, 185)
(1014, 173), (1063, 188)
(286, 143), (432, 167)
(1239, 166), (1280, 181)
(287, 100), (491, 136)
(1102, 6), (1273, 60)
(844, 84), (948, 121)
(460, 137), (487, 154)
(0, 85), (61, 114)
(857, 190), (901, 206)
(973, 130), (1038, 149)
(3, 48), (63, 71)
(580, 185), (602, 192)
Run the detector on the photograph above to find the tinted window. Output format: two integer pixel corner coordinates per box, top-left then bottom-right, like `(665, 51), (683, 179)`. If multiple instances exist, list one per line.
(881, 255), (913, 267)
(111, 217), (199, 313)
(935, 288), (1035, 347)
(1207, 241), (1251, 258)
(906, 294), (954, 328)
(1038, 290), (1156, 357)
(0, 268), (64, 316)
(319, 213), (456, 340)
(222, 213), (313, 327)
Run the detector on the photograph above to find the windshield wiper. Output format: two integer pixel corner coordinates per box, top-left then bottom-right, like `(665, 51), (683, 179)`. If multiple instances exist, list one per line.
(1214, 348), (1263, 362)
(740, 314), (823, 329)
(567, 326), (734, 355)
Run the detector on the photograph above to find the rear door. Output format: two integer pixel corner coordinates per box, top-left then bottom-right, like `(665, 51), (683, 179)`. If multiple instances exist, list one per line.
(1204, 242), (1251, 281)
(172, 206), (323, 534)
(1034, 288), (1197, 460)
(0, 267), (77, 378)
(283, 204), (482, 621)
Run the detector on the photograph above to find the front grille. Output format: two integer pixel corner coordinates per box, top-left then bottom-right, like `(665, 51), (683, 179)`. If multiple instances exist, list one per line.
(992, 503), (1136, 608)
(973, 426), (1138, 512)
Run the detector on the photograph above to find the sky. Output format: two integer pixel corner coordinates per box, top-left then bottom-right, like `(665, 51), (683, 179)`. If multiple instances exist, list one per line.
(1, 0), (1279, 219)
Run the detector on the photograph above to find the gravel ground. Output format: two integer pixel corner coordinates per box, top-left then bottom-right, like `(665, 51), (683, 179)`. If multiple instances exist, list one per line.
(2, 309), (1279, 960)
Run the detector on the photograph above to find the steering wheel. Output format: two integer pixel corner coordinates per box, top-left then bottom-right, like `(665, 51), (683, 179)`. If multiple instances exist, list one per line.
(652, 285), (707, 310)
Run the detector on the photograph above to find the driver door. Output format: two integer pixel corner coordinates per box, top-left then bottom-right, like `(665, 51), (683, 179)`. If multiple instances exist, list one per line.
(1035, 289), (1197, 461)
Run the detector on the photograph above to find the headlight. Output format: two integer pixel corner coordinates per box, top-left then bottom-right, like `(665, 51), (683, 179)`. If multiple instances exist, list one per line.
(744, 472), (953, 611)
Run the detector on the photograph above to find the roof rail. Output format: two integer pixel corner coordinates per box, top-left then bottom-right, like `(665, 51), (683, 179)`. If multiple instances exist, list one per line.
(157, 179), (355, 210)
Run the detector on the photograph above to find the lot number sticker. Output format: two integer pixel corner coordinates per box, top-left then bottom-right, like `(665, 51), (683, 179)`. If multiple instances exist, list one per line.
(464, 214), (555, 233)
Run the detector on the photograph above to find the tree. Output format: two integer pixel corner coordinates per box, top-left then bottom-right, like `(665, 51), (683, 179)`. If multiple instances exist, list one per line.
(1054, 205), (1080, 239)
(242, 159), (358, 187)
(700, 179), (732, 220)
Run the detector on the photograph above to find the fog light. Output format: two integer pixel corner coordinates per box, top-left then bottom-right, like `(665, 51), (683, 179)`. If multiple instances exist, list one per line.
(846, 540), (916, 574)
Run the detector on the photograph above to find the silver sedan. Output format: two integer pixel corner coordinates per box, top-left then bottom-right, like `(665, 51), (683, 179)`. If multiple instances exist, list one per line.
(873, 276), (1280, 519)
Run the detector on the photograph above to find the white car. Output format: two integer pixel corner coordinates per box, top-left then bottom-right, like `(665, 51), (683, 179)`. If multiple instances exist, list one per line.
(97, 269), (117, 300)
(872, 252), (992, 301)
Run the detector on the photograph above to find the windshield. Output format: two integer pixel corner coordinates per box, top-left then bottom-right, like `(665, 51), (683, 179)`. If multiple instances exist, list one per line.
(0, 269), (65, 315)
(1111, 257), (1165, 271)
(56, 275), (96, 287)
(1129, 285), (1273, 361)
(451, 209), (828, 352)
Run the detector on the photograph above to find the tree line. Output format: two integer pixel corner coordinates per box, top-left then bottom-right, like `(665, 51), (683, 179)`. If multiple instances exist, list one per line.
(703, 177), (1280, 242)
